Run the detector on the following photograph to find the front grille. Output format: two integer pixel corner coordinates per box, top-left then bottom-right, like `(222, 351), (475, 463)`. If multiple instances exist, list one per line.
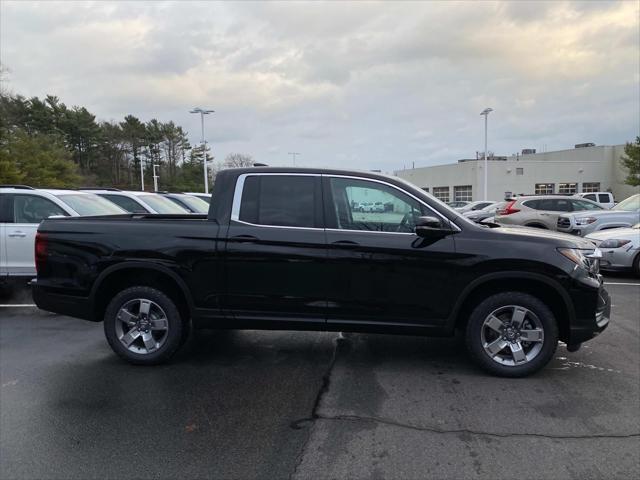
(557, 217), (571, 229)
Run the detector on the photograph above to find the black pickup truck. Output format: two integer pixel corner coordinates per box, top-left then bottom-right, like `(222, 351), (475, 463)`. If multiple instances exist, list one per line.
(33, 167), (610, 376)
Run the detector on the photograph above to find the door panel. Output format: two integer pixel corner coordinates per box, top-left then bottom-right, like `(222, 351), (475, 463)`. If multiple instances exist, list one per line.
(0, 223), (6, 276)
(323, 176), (457, 326)
(222, 174), (328, 322)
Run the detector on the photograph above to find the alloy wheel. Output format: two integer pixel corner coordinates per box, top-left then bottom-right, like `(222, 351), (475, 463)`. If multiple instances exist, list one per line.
(114, 298), (170, 355)
(480, 305), (544, 366)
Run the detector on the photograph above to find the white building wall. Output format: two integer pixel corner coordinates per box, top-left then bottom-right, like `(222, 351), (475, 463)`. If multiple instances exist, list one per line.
(395, 145), (639, 202)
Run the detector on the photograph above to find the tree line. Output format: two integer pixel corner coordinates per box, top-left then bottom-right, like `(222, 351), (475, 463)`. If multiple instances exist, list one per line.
(0, 92), (254, 191)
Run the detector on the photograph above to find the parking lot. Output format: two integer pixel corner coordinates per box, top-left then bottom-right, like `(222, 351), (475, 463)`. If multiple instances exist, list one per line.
(1, 275), (638, 480)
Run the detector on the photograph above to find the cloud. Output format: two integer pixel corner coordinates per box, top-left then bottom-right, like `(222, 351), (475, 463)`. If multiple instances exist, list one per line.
(1, 0), (638, 172)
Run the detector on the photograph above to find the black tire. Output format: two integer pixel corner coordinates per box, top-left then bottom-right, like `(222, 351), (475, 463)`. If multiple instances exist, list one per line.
(103, 286), (184, 365)
(465, 292), (559, 377)
(525, 223), (548, 229)
(633, 252), (640, 278)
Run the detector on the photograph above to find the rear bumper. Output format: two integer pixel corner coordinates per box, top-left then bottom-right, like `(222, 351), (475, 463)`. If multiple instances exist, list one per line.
(32, 281), (94, 321)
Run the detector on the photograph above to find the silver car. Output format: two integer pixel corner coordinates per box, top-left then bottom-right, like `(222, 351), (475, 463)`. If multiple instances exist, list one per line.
(495, 195), (603, 230)
(585, 223), (640, 276)
(557, 194), (640, 236)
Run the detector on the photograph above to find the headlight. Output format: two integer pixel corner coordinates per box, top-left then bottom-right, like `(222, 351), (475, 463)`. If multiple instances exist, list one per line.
(599, 239), (631, 249)
(575, 217), (597, 226)
(557, 247), (601, 273)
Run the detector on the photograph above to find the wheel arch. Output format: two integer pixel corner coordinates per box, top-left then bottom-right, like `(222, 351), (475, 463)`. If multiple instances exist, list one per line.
(90, 262), (194, 322)
(451, 272), (575, 343)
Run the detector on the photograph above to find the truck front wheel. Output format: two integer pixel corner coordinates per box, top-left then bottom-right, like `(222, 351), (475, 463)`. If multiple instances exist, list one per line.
(103, 286), (184, 365)
(465, 292), (559, 377)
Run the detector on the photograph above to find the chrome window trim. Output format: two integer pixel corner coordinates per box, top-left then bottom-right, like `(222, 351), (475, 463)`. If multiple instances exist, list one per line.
(230, 172), (461, 233)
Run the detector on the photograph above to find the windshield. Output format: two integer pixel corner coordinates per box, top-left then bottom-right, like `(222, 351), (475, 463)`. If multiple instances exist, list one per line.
(613, 194), (640, 212)
(482, 201), (506, 212)
(56, 193), (127, 216)
(138, 194), (189, 214)
(175, 195), (209, 213)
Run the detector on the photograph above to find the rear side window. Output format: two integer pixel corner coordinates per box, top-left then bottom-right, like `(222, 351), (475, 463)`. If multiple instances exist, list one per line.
(239, 175), (316, 228)
(13, 195), (67, 223)
(101, 194), (148, 213)
(522, 199), (540, 210)
(537, 199), (571, 212)
(598, 194), (610, 203)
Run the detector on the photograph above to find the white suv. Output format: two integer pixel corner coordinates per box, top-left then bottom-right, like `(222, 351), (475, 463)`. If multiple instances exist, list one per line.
(0, 186), (126, 280)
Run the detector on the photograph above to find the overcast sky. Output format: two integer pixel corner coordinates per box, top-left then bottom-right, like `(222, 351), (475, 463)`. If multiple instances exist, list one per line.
(1, 0), (638, 172)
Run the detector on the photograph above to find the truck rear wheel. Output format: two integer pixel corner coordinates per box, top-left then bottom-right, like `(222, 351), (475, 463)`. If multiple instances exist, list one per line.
(103, 286), (184, 365)
(465, 292), (558, 377)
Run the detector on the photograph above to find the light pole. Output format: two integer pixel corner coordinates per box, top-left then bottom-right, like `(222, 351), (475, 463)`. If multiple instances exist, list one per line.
(288, 152), (300, 166)
(152, 164), (160, 192)
(190, 107), (215, 194)
(140, 159), (145, 191)
(480, 108), (493, 200)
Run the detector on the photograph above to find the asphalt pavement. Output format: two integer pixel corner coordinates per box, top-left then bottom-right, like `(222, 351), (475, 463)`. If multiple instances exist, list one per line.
(1, 276), (639, 480)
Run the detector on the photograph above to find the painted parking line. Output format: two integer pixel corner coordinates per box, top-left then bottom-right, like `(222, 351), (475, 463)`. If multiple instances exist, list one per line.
(0, 304), (37, 308)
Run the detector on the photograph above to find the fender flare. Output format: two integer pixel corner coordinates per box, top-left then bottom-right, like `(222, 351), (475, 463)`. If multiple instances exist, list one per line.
(447, 271), (575, 328)
(89, 261), (195, 315)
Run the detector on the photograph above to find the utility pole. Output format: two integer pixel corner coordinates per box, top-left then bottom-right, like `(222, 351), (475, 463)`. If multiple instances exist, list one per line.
(152, 164), (160, 192)
(190, 107), (215, 194)
(288, 152), (300, 166)
(140, 159), (144, 191)
(480, 108), (493, 200)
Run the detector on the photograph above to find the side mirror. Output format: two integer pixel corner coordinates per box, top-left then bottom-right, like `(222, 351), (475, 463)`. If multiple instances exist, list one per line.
(415, 216), (452, 237)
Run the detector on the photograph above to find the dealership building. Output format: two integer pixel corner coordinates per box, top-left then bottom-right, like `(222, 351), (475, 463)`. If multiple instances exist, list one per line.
(395, 144), (638, 203)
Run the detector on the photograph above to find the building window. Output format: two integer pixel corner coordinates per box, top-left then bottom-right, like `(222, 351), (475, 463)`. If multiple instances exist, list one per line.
(422, 187), (429, 193)
(516, 167), (524, 175)
(535, 183), (554, 194)
(558, 183), (577, 194)
(453, 185), (472, 202)
(582, 182), (600, 193)
(432, 186), (450, 203)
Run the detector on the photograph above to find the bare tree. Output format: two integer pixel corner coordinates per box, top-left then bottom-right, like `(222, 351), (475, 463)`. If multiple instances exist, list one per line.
(224, 153), (254, 168)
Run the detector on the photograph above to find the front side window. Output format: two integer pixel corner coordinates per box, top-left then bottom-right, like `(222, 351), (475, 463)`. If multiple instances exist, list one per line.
(328, 177), (425, 233)
(583, 194), (597, 202)
(138, 195), (188, 214)
(13, 195), (67, 223)
(238, 175), (316, 228)
(432, 186), (450, 203)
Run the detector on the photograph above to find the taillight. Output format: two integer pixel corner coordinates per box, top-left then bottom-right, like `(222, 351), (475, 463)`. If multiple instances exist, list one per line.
(497, 200), (520, 215)
(35, 232), (47, 274)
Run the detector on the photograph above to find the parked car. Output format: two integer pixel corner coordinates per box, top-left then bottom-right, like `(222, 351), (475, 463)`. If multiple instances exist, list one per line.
(159, 192), (210, 214)
(33, 167), (610, 377)
(574, 192), (615, 209)
(463, 201), (508, 223)
(557, 194), (640, 236)
(82, 189), (189, 214)
(447, 201), (469, 209)
(456, 200), (497, 213)
(0, 185), (126, 281)
(495, 195), (603, 230)
(185, 192), (211, 204)
(585, 223), (640, 276)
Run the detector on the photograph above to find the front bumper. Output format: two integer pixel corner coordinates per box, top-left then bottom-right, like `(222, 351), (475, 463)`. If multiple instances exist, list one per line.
(568, 283), (610, 344)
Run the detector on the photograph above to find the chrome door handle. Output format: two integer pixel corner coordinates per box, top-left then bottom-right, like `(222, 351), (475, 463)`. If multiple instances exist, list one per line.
(8, 231), (26, 238)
